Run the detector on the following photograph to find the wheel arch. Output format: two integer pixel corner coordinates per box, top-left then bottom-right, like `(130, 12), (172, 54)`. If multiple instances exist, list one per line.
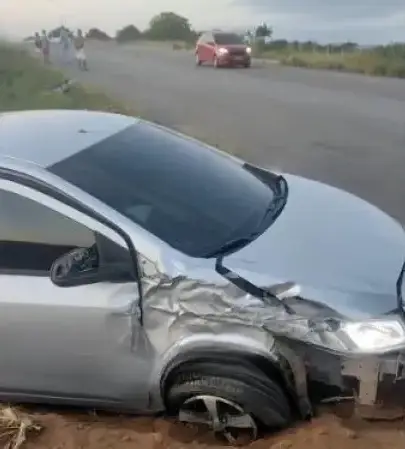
(160, 345), (311, 419)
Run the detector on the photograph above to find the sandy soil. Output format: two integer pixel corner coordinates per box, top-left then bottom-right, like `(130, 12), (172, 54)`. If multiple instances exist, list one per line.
(18, 406), (405, 449)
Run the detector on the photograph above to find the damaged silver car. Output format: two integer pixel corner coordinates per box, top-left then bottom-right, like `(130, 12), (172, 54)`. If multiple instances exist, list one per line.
(1, 109), (405, 444)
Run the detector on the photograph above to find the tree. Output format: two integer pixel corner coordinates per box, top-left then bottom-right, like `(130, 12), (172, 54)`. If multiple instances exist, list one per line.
(144, 12), (195, 41)
(86, 28), (111, 40)
(255, 23), (272, 39)
(48, 26), (72, 39)
(115, 25), (141, 43)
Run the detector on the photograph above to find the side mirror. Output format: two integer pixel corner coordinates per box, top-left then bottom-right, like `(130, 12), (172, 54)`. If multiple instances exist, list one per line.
(50, 247), (134, 287)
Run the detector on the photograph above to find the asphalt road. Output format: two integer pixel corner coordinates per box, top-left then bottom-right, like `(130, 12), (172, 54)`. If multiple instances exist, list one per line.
(57, 42), (405, 223)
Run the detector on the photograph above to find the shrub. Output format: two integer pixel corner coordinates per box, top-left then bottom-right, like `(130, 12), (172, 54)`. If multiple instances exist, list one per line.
(271, 47), (405, 79)
(0, 43), (135, 113)
(86, 28), (112, 41)
(116, 25), (142, 43)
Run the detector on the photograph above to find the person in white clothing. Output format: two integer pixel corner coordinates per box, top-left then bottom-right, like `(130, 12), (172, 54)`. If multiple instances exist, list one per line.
(40, 30), (50, 64)
(59, 27), (71, 64)
(74, 29), (88, 71)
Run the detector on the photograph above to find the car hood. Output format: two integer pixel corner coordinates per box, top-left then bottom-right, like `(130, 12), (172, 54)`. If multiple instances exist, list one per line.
(220, 44), (248, 50)
(221, 174), (405, 319)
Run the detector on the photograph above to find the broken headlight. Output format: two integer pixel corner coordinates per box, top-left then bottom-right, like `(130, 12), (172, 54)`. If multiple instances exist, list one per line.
(312, 317), (405, 354)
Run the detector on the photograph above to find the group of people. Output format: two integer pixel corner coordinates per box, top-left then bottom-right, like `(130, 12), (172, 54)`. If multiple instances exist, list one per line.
(34, 28), (88, 71)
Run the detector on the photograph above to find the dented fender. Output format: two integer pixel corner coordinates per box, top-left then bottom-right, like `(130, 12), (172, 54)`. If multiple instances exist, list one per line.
(148, 333), (311, 417)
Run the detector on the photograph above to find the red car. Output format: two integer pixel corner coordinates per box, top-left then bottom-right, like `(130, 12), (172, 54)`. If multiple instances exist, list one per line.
(195, 30), (252, 68)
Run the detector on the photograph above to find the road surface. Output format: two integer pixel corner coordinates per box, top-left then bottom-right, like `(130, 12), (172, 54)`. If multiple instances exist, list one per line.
(58, 42), (405, 223)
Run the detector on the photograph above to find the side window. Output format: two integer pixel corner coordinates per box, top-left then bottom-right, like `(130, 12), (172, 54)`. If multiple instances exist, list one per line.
(0, 189), (95, 273)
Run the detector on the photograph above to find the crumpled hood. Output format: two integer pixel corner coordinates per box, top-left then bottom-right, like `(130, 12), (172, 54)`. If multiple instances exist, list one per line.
(221, 174), (405, 319)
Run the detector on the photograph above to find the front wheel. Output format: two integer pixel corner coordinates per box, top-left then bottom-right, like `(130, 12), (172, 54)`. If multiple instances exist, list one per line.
(195, 54), (202, 66)
(165, 365), (293, 444)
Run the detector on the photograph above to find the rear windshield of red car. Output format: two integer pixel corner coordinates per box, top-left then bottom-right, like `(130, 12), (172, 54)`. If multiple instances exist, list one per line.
(214, 33), (245, 45)
(48, 122), (274, 258)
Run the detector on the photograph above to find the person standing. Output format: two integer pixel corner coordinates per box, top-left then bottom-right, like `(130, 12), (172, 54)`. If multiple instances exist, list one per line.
(60, 27), (71, 64)
(40, 30), (50, 64)
(74, 29), (88, 71)
(34, 32), (42, 54)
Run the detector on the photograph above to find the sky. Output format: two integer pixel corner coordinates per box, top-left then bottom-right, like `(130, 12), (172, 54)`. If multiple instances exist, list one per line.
(1, 0), (404, 44)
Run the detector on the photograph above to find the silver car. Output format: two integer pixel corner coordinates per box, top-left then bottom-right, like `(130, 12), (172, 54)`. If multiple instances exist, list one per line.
(1, 109), (405, 444)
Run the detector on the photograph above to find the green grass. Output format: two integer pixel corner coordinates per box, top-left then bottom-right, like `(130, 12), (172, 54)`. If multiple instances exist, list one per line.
(0, 42), (136, 113)
(256, 46), (405, 79)
(171, 41), (194, 51)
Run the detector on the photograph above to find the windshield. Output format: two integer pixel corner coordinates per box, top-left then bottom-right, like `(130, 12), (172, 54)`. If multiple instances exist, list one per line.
(49, 122), (274, 257)
(214, 33), (244, 45)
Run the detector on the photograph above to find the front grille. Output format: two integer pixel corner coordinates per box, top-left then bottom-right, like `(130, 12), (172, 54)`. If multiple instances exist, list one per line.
(229, 49), (247, 56)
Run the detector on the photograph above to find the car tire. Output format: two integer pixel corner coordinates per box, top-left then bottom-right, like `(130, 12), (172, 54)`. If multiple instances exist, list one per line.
(213, 56), (220, 68)
(244, 61), (251, 68)
(196, 54), (202, 66)
(165, 363), (293, 443)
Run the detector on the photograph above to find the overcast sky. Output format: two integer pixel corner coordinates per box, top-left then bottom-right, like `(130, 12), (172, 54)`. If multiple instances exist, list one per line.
(1, 0), (404, 44)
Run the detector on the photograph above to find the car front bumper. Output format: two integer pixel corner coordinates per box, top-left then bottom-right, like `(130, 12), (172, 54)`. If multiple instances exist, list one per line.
(217, 53), (251, 66)
(303, 344), (405, 418)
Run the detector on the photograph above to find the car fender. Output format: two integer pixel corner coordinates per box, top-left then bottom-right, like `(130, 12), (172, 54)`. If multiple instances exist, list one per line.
(152, 333), (311, 418)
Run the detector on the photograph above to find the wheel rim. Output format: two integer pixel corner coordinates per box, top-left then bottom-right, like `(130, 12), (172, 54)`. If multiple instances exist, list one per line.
(178, 395), (258, 445)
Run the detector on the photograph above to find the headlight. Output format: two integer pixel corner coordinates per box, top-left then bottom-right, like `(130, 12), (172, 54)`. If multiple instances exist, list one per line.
(246, 47), (252, 54)
(308, 317), (405, 354)
(217, 47), (228, 55)
(342, 319), (405, 351)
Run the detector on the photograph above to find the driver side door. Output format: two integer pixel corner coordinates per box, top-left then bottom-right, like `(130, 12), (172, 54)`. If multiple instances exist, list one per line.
(0, 180), (151, 409)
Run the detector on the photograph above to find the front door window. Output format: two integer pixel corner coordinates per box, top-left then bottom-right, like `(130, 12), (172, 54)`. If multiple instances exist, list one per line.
(0, 184), (149, 406)
(0, 188), (95, 274)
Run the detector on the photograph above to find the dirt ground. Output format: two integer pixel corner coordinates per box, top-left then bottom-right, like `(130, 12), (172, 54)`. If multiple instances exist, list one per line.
(13, 405), (405, 449)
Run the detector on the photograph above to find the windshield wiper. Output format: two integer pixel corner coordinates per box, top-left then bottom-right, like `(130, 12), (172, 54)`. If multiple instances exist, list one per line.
(204, 234), (259, 258)
(205, 175), (289, 259)
(254, 175), (288, 231)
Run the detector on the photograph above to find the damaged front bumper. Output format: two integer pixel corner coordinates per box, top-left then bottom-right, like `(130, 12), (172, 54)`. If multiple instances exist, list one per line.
(342, 352), (405, 416)
(300, 342), (405, 419)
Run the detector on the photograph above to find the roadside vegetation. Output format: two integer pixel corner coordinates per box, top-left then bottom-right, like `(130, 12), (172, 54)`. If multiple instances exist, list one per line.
(0, 42), (134, 113)
(246, 24), (405, 79)
(254, 41), (405, 78)
(35, 11), (405, 80)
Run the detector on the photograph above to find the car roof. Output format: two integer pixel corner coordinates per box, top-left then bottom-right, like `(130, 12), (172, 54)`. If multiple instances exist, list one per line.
(201, 30), (238, 35)
(0, 109), (139, 168)
(212, 30), (238, 35)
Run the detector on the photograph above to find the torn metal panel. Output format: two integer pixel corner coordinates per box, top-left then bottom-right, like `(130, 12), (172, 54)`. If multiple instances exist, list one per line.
(138, 261), (405, 415)
(140, 272), (309, 412)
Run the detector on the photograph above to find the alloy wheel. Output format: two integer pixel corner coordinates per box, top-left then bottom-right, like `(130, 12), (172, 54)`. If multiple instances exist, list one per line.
(178, 394), (258, 445)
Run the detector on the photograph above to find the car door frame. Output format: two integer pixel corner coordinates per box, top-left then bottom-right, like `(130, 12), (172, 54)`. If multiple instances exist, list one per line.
(196, 32), (206, 61)
(0, 165), (145, 319)
(197, 32), (213, 63)
(204, 31), (215, 63)
(0, 165), (165, 407)
(195, 33), (203, 60)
